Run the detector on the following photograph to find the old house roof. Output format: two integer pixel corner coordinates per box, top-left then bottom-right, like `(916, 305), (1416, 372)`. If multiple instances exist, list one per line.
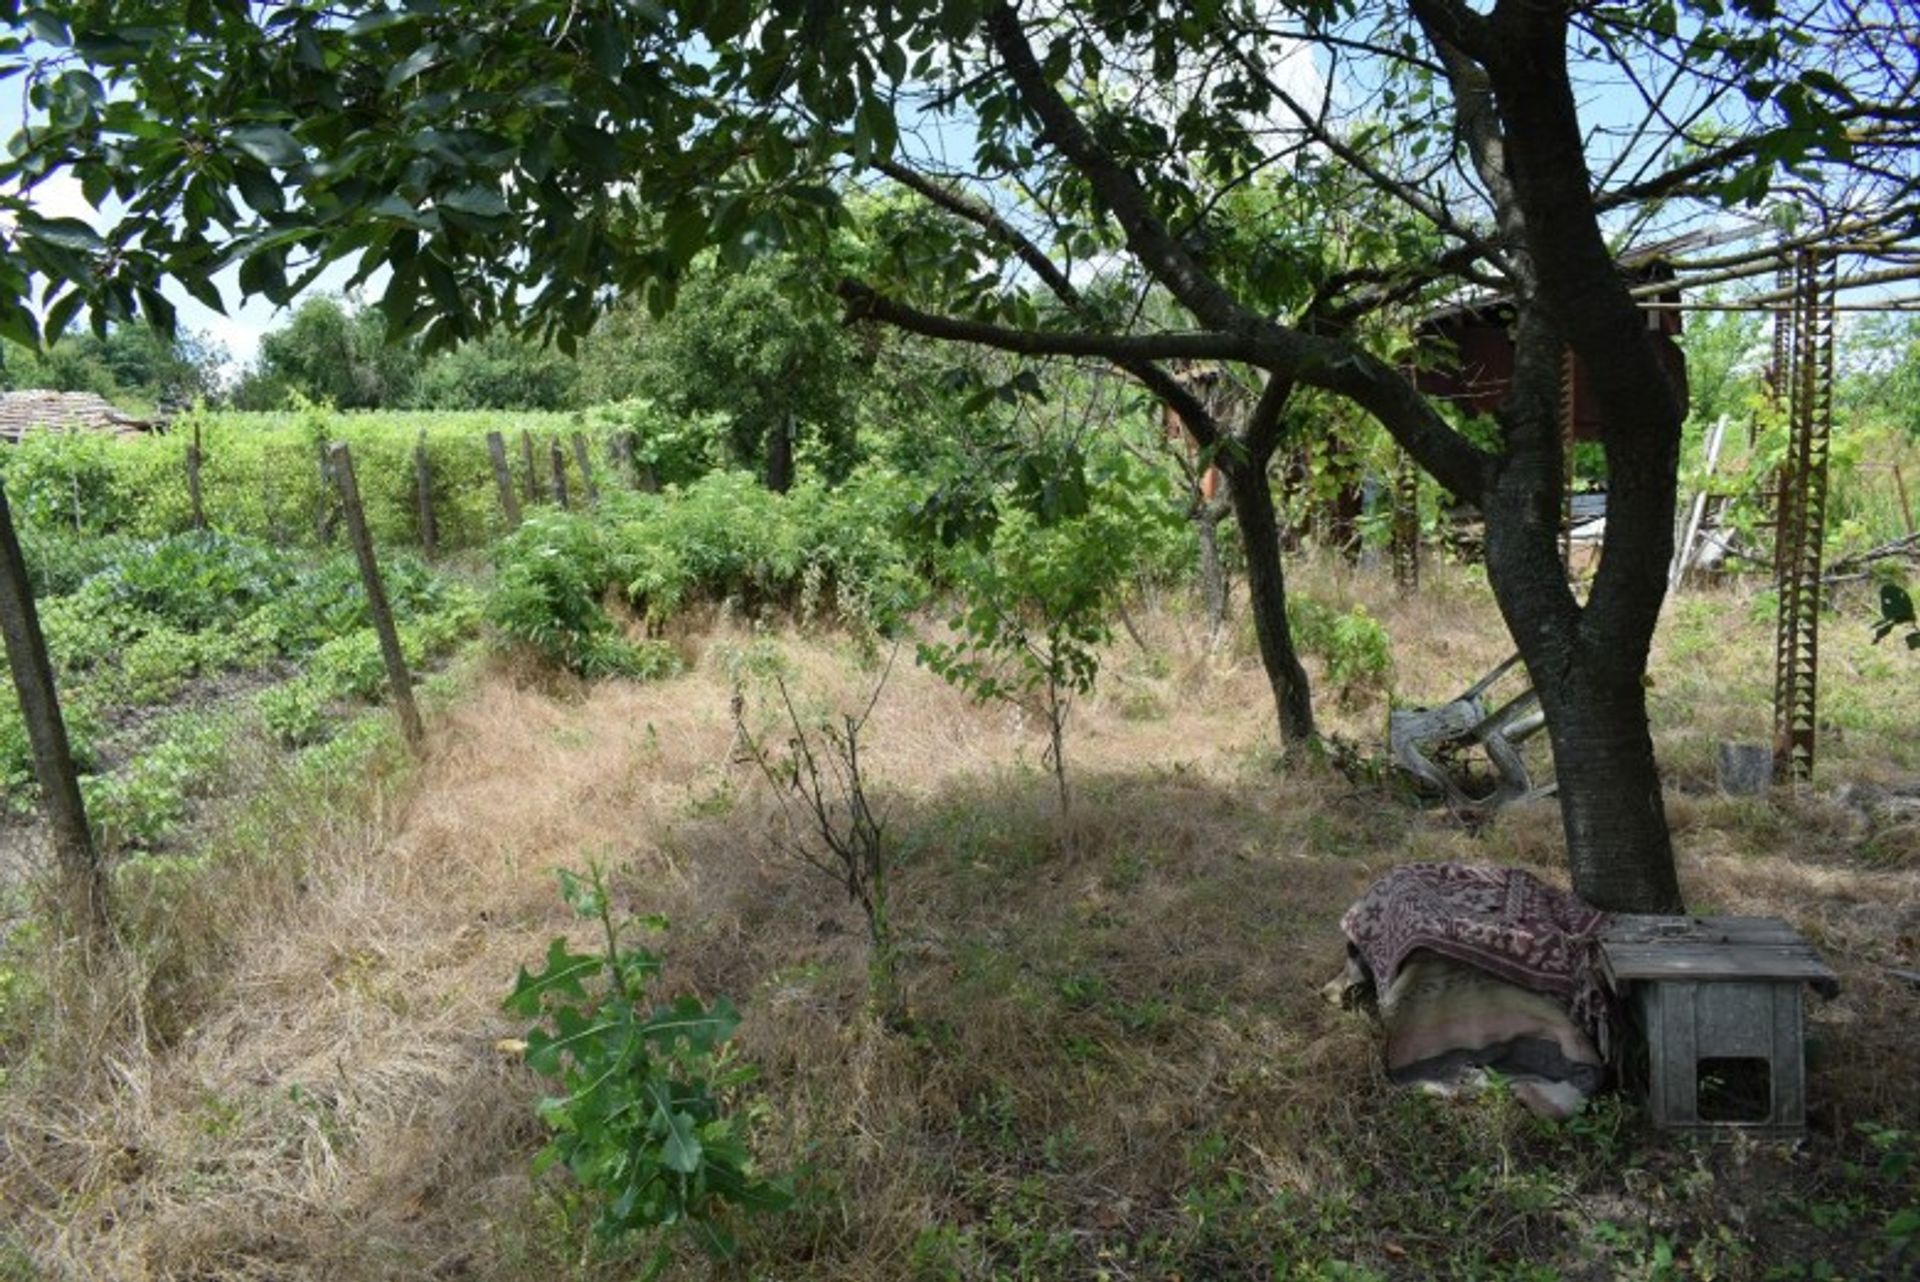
(0, 390), (159, 443)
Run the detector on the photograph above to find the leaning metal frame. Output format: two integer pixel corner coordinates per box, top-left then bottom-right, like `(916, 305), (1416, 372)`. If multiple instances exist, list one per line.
(1771, 248), (1838, 785)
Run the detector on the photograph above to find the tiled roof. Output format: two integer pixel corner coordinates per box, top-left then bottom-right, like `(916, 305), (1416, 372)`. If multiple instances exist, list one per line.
(0, 390), (158, 442)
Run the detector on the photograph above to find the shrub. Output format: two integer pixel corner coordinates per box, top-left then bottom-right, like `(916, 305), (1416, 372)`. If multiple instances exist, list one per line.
(81, 717), (235, 850)
(258, 680), (333, 748)
(0, 699), (101, 811)
(16, 525), (135, 596)
(94, 531), (291, 631)
(503, 866), (787, 1265)
(487, 510), (636, 676)
(1288, 598), (1394, 705)
(115, 627), (200, 704)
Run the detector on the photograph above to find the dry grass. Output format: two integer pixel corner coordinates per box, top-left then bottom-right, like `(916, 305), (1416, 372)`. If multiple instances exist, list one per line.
(2, 560), (1917, 1281)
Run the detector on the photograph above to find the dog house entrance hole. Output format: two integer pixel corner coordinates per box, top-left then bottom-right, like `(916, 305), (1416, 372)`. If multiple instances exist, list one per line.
(1696, 1057), (1773, 1123)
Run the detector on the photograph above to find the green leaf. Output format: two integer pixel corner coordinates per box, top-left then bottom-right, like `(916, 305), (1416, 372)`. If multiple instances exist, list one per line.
(347, 9), (417, 37)
(17, 214), (104, 253)
(651, 1082), (703, 1173)
(639, 995), (739, 1054)
(438, 185), (509, 219)
(385, 41), (442, 90)
(0, 297), (41, 350)
(503, 935), (603, 1016)
(234, 165), (285, 216)
(229, 125), (304, 169)
(21, 10), (71, 46)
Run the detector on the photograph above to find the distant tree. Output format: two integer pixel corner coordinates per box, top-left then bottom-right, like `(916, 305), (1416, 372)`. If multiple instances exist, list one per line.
(1840, 315), (1920, 444)
(231, 296), (417, 410)
(410, 331), (579, 410)
(1678, 303), (1766, 431)
(573, 300), (652, 407)
(2, 324), (223, 409)
(633, 261), (865, 491)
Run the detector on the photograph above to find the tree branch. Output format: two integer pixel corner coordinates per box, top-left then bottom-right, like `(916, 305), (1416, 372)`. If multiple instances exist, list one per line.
(870, 158), (1223, 443)
(841, 278), (1491, 500)
(982, 2), (1260, 333)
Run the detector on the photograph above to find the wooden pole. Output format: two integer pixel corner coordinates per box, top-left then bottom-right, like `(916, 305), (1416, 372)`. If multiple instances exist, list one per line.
(571, 432), (600, 504)
(550, 438), (571, 509)
(1894, 464), (1917, 537)
(329, 443), (425, 750)
(186, 420), (206, 531)
(520, 430), (542, 504)
(316, 439), (339, 544)
(609, 432), (635, 489)
(486, 431), (522, 528)
(412, 431), (438, 558)
(549, 441), (568, 510)
(0, 481), (106, 934)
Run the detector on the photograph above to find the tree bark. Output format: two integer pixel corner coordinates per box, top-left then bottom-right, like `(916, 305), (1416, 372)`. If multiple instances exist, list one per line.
(1225, 454), (1316, 746)
(1538, 670), (1682, 913)
(765, 411), (795, 494)
(1195, 500), (1228, 647)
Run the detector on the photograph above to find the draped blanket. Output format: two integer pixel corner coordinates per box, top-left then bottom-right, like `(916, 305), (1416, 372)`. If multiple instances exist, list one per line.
(1338, 863), (1616, 1117)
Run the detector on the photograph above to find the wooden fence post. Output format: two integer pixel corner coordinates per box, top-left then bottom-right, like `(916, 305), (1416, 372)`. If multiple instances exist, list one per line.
(329, 443), (425, 750)
(550, 438), (572, 509)
(315, 439), (340, 544)
(0, 482), (107, 935)
(571, 432), (600, 504)
(487, 431), (522, 528)
(186, 420), (206, 531)
(520, 430), (543, 504)
(609, 432), (634, 488)
(413, 431), (438, 558)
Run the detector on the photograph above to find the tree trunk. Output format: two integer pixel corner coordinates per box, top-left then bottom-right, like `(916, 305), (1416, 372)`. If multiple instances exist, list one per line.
(765, 411), (795, 494)
(1477, 313), (1683, 914)
(1538, 670), (1683, 913)
(1195, 500), (1228, 647)
(1225, 455), (1316, 746)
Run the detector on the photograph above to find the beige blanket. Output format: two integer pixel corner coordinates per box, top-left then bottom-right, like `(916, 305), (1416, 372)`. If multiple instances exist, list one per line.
(1378, 951), (1604, 1120)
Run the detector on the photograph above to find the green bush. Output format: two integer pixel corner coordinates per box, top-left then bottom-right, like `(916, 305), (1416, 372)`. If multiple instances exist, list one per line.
(258, 680), (333, 748)
(0, 407), (608, 552)
(81, 716), (235, 850)
(487, 469), (925, 678)
(504, 866), (788, 1264)
(1288, 597), (1394, 705)
(115, 628), (200, 704)
(487, 509), (634, 676)
(0, 698), (101, 811)
(15, 525), (136, 596)
(94, 530), (291, 631)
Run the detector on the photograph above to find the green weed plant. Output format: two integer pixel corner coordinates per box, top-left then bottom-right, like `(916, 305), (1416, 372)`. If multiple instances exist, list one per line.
(503, 865), (788, 1273)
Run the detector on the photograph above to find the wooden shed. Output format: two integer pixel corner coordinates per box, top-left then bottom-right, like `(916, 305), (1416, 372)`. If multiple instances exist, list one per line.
(1411, 261), (1688, 439)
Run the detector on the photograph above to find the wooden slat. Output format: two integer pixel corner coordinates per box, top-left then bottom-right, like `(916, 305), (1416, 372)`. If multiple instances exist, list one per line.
(1599, 914), (1837, 988)
(1601, 943), (1837, 984)
(1604, 915), (1804, 945)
